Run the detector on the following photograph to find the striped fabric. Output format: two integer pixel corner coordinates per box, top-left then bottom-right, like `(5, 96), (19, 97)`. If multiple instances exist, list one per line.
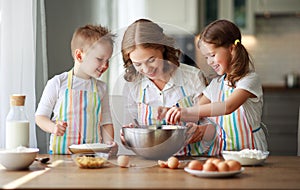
(207, 77), (255, 155)
(51, 70), (101, 154)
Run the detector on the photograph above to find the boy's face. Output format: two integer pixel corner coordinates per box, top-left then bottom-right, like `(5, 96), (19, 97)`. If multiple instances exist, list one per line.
(78, 40), (113, 79)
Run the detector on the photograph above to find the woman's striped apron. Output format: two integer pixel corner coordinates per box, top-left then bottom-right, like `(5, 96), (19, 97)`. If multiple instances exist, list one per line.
(207, 76), (260, 155)
(50, 70), (102, 154)
(137, 85), (210, 156)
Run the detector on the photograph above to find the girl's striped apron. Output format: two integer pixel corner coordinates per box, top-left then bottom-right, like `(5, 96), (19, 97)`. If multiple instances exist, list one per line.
(137, 85), (210, 156)
(207, 76), (258, 155)
(50, 70), (102, 154)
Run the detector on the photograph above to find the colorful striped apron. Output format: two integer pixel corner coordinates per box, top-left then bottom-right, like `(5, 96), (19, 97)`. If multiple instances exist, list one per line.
(50, 70), (102, 154)
(137, 85), (209, 156)
(207, 76), (257, 155)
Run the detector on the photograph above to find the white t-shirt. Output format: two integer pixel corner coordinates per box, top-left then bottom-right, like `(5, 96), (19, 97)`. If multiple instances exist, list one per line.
(35, 71), (112, 125)
(123, 64), (207, 124)
(203, 72), (263, 129)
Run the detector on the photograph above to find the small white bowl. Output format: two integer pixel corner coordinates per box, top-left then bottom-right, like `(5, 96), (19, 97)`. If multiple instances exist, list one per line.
(222, 149), (269, 166)
(0, 147), (39, 170)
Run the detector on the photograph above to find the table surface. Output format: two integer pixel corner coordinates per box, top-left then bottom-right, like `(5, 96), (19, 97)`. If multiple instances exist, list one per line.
(1, 155), (300, 190)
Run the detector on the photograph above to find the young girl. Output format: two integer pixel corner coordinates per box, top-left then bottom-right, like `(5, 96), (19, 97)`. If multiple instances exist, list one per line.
(35, 24), (118, 154)
(159, 19), (268, 155)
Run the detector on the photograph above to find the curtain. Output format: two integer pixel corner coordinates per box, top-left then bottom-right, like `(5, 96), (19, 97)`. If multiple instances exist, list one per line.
(0, 0), (42, 148)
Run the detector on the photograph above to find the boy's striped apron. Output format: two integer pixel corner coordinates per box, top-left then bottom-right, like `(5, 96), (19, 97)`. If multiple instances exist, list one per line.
(50, 70), (102, 154)
(207, 76), (257, 155)
(137, 85), (210, 156)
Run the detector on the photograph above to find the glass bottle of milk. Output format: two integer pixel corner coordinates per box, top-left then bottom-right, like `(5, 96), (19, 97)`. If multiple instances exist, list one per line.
(5, 94), (29, 149)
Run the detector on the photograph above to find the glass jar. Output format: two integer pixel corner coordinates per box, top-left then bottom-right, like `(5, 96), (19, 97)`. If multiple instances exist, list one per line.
(5, 94), (30, 149)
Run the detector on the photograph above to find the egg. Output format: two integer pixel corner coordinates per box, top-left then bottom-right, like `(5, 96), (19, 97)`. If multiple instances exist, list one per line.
(117, 155), (130, 168)
(217, 161), (229, 172)
(167, 156), (179, 169)
(225, 160), (241, 171)
(188, 160), (203, 170)
(203, 162), (218, 172)
(158, 160), (168, 168)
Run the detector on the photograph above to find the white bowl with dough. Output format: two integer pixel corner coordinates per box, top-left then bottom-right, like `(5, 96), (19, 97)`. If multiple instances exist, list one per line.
(222, 149), (269, 166)
(0, 147), (39, 170)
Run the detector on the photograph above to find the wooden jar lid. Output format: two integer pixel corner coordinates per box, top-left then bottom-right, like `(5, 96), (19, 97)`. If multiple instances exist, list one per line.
(10, 94), (26, 106)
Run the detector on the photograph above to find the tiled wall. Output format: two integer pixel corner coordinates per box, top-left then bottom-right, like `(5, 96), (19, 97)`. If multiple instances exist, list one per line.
(248, 16), (300, 86)
(196, 16), (300, 87)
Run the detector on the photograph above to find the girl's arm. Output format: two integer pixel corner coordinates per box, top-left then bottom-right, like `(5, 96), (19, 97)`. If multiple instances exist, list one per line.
(182, 89), (255, 120)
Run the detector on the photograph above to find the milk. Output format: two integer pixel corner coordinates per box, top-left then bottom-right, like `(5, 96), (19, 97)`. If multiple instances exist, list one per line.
(6, 121), (29, 149)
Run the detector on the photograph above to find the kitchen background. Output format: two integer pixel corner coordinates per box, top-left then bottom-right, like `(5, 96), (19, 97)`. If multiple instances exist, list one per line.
(34, 0), (300, 155)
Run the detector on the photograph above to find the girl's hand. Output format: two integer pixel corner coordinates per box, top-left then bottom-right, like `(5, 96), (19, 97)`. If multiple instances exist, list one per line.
(52, 121), (67, 136)
(165, 107), (182, 124)
(120, 123), (134, 145)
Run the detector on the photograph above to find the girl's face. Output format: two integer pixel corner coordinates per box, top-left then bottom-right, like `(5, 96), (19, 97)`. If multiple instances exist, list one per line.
(129, 46), (166, 81)
(199, 41), (233, 76)
(78, 40), (113, 79)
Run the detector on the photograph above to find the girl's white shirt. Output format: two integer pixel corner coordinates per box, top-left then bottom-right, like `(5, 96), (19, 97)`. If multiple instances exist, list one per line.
(123, 63), (207, 124)
(203, 72), (263, 129)
(35, 72), (112, 125)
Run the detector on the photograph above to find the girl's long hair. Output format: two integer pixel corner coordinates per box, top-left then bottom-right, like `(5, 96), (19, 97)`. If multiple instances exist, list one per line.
(198, 19), (254, 87)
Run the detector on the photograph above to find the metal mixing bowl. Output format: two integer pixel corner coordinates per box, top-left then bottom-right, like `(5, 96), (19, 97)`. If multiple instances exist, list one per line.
(122, 125), (191, 160)
(122, 118), (218, 160)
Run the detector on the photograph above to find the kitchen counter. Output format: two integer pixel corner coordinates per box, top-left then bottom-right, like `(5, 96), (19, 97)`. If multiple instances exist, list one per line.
(1, 155), (300, 189)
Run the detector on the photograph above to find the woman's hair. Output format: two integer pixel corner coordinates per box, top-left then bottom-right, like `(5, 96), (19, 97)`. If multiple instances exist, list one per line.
(198, 19), (254, 87)
(121, 19), (181, 82)
(71, 24), (115, 59)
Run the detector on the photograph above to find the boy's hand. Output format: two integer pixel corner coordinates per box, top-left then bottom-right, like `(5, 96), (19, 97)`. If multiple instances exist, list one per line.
(106, 141), (118, 156)
(52, 121), (67, 136)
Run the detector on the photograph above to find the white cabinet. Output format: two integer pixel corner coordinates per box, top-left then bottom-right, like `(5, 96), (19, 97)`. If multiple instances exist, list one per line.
(144, 0), (198, 34)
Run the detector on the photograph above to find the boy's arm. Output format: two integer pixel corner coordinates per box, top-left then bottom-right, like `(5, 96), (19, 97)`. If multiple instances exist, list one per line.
(35, 115), (67, 136)
(101, 124), (114, 143)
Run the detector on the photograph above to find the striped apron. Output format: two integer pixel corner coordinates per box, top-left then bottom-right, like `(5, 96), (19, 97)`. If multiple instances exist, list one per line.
(50, 70), (102, 154)
(207, 76), (262, 155)
(137, 85), (210, 156)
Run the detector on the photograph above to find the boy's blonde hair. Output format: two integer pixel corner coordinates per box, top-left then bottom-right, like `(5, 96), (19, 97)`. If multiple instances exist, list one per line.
(70, 24), (115, 58)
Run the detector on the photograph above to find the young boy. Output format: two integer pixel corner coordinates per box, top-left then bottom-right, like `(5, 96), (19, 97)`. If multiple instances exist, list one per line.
(35, 24), (118, 154)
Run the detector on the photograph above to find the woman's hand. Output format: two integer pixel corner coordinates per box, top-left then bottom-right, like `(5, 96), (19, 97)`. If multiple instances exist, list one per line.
(156, 106), (170, 121)
(52, 121), (67, 136)
(119, 123), (135, 145)
(165, 107), (182, 124)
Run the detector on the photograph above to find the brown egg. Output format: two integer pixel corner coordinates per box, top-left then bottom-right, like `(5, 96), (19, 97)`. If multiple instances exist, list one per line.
(167, 156), (179, 169)
(212, 158), (222, 166)
(188, 160), (203, 170)
(225, 160), (241, 171)
(205, 158), (217, 164)
(203, 162), (218, 172)
(158, 160), (168, 168)
(217, 161), (229, 172)
(117, 155), (130, 168)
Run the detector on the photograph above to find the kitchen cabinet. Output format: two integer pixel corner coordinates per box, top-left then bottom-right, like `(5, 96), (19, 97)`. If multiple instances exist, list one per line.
(262, 88), (300, 156)
(218, 0), (255, 35)
(144, 0), (198, 34)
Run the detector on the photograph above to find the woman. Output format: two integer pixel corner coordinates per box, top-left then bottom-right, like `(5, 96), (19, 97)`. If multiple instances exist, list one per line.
(120, 19), (214, 156)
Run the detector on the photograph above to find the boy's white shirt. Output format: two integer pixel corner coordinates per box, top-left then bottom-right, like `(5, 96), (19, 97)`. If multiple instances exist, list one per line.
(35, 71), (112, 125)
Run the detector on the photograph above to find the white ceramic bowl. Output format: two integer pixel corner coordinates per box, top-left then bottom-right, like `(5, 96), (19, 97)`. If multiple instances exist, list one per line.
(222, 149), (269, 166)
(0, 147), (39, 170)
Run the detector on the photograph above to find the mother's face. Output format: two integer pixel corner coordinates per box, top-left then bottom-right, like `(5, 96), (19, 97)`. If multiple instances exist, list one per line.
(129, 46), (165, 80)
